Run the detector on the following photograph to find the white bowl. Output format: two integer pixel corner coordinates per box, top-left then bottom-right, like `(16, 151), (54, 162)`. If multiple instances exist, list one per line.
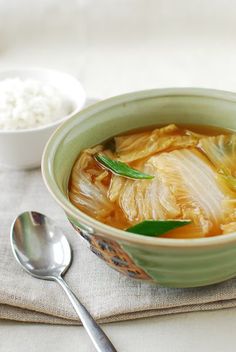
(0, 68), (86, 169)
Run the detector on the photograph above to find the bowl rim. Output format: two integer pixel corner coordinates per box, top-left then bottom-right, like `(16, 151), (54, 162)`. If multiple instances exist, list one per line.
(0, 67), (86, 134)
(42, 86), (236, 249)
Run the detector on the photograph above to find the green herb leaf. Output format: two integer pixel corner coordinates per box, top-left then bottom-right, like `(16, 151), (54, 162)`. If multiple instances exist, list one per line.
(95, 154), (154, 180)
(126, 220), (191, 237)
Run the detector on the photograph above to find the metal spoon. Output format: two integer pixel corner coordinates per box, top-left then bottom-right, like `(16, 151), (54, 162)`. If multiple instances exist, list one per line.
(10, 211), (117, 352)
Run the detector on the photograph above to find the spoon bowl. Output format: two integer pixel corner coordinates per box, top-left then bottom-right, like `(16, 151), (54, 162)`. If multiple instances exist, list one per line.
(11, 211), (71, 279)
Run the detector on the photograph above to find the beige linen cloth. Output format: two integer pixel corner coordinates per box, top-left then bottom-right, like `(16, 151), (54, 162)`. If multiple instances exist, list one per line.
(1, 169), (236, 325)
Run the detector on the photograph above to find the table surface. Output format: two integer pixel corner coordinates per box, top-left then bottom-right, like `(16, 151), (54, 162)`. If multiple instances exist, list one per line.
(1, 308), (236, 352)
(1, 0), (236, 350)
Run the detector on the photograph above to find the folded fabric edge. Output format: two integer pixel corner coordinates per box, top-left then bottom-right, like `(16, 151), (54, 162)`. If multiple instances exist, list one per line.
(3, 282), (236, 322)
(1, 299), (236, 325)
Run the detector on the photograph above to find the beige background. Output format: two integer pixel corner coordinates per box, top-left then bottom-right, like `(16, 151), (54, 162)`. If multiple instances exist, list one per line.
(1, 0), (236, 98)
(1, 0), (236, 350)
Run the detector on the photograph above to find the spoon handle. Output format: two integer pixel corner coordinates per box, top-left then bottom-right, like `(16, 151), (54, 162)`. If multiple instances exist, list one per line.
(54, 276), (117, 352)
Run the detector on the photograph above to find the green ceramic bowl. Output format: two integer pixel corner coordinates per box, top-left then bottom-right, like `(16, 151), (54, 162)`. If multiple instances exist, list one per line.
(42, 88), (236, 288)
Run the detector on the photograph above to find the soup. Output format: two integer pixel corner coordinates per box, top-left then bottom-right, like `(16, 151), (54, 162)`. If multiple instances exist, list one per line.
(68, 124), (236, 239)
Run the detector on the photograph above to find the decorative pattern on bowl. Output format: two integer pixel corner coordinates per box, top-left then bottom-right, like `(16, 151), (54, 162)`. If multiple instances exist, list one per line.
(70, 221), (151, 280)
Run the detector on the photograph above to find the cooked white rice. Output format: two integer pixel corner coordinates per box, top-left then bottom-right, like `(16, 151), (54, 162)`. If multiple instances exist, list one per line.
(0, 78), (70, 130)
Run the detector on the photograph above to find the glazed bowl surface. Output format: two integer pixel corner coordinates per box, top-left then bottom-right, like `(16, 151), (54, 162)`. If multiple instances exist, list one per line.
(42, 88), (236, 288)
